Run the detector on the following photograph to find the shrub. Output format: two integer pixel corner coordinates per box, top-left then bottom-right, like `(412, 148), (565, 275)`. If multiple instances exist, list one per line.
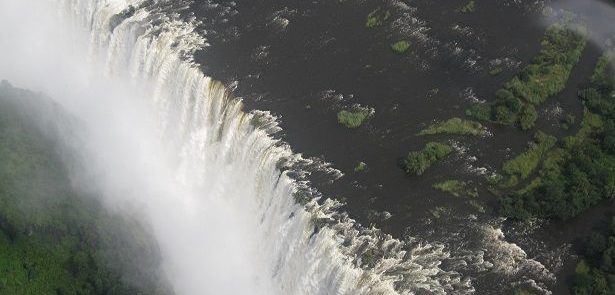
(502, 131), (557, 180)
(337, 108), (373, 128)
(418, 117), (486, 136)
(570, 218), (615, 294)
(403, 142), (453, 175)
(391, 40), (410, 54)
(460, 0), (476, 13)
(354, 161), (367, 172)
(494, 105), (515, 125)
(366, 8), (390, 28)
(433, 180), (478, 198)
(519, 104), (538, 130)
(562, 113), (576, 129)
(466, 103), (491, 121)
(489, 67), (503, 76)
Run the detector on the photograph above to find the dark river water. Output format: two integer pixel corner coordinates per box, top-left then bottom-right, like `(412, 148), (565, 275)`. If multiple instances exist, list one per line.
(184, 0), (613, 293)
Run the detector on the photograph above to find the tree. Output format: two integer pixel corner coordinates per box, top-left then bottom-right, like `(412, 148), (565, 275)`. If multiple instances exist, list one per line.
(519, 104), (538, 130)
(494, 105), (515, 124)
(404, 152), (430, 175)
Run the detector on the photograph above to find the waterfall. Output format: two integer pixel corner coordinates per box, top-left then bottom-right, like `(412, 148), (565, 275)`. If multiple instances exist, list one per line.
(1, 0), (475, 294)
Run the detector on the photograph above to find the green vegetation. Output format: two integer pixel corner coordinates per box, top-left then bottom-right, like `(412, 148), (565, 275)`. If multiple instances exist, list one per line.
(562, 113), (576, 129)
(418, 117), (487, 136)
(572, 218), (615, 295)
(391, 40), (410, 54)
(489, 66), (503, 76)
(337, 108), (373, 128)
(467, 24), (587, 130)
(429, 206), (448, 219)
(433, 180), (478, 198)
(468, 199), (486, 213)
(460, 0), (476, 13)
(500, 51), (615, 220)
(0, 84), (168, 294)
(365, 8), (390, 28)
(501, 132), (557, 183)
(403, 142), (454, 175)
(354, 161), (367, 172)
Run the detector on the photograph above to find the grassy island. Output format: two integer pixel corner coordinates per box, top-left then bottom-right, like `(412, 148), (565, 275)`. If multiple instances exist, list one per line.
(433, 180), (478, 198)
(460, 1), (476, 13)
(418, 117), (487, 136)
(337, 108), (373, 128)
(403, 142), (454, 175)
(391, 41), (410, 54)
(365, 8), (390, 29)
(467, 24), (588, 130)
(500, 51), (615, 220)
(500, 131), (557, 186)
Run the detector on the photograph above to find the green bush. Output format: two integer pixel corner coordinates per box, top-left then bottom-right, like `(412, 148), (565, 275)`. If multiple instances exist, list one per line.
(494, 105), (515, 124)
(433, 180), (478, 198)
(418, 117), (486, 136)
(489, 67), (503, 76)
(403, 142), (453, 175)
(466, 103), (491, 121)
(496, 89), (521, 112)
(519, 104), (538, 130)
(460, 0), (476, 13)
(337, 108), (373, 128)
(366, 8), (390, 28)
(562, 113), (576, 129)
(354, 161), (367, 172)
(502, 131), (557, 181)
(391, 40), (410, 54)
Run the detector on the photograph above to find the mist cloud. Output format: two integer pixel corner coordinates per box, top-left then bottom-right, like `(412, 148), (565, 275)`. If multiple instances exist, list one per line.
(547, 0), (615, 51)
(0, 1), (275, 294)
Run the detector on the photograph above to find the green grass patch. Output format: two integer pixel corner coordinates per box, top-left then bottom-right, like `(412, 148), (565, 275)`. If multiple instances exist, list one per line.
(403, 142), (454, 175)
(418, 117), (487, 136)
(354, 161), (367, 172)
(561, 113), (576, 129)
(429, 206), (448, 219)
(433, 180), (478, 198)
(501, 131), (557, 181)
(366, 8), (390, 28)
(391, 40), (410, 54)
(489, 66), (503, 76)
(468, 200), (486, 213)
(337, 108), (373, 128)
(460, 0), (476, 13)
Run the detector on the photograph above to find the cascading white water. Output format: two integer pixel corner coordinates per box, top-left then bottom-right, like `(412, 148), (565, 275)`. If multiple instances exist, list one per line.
(0, 0), (478, 294)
